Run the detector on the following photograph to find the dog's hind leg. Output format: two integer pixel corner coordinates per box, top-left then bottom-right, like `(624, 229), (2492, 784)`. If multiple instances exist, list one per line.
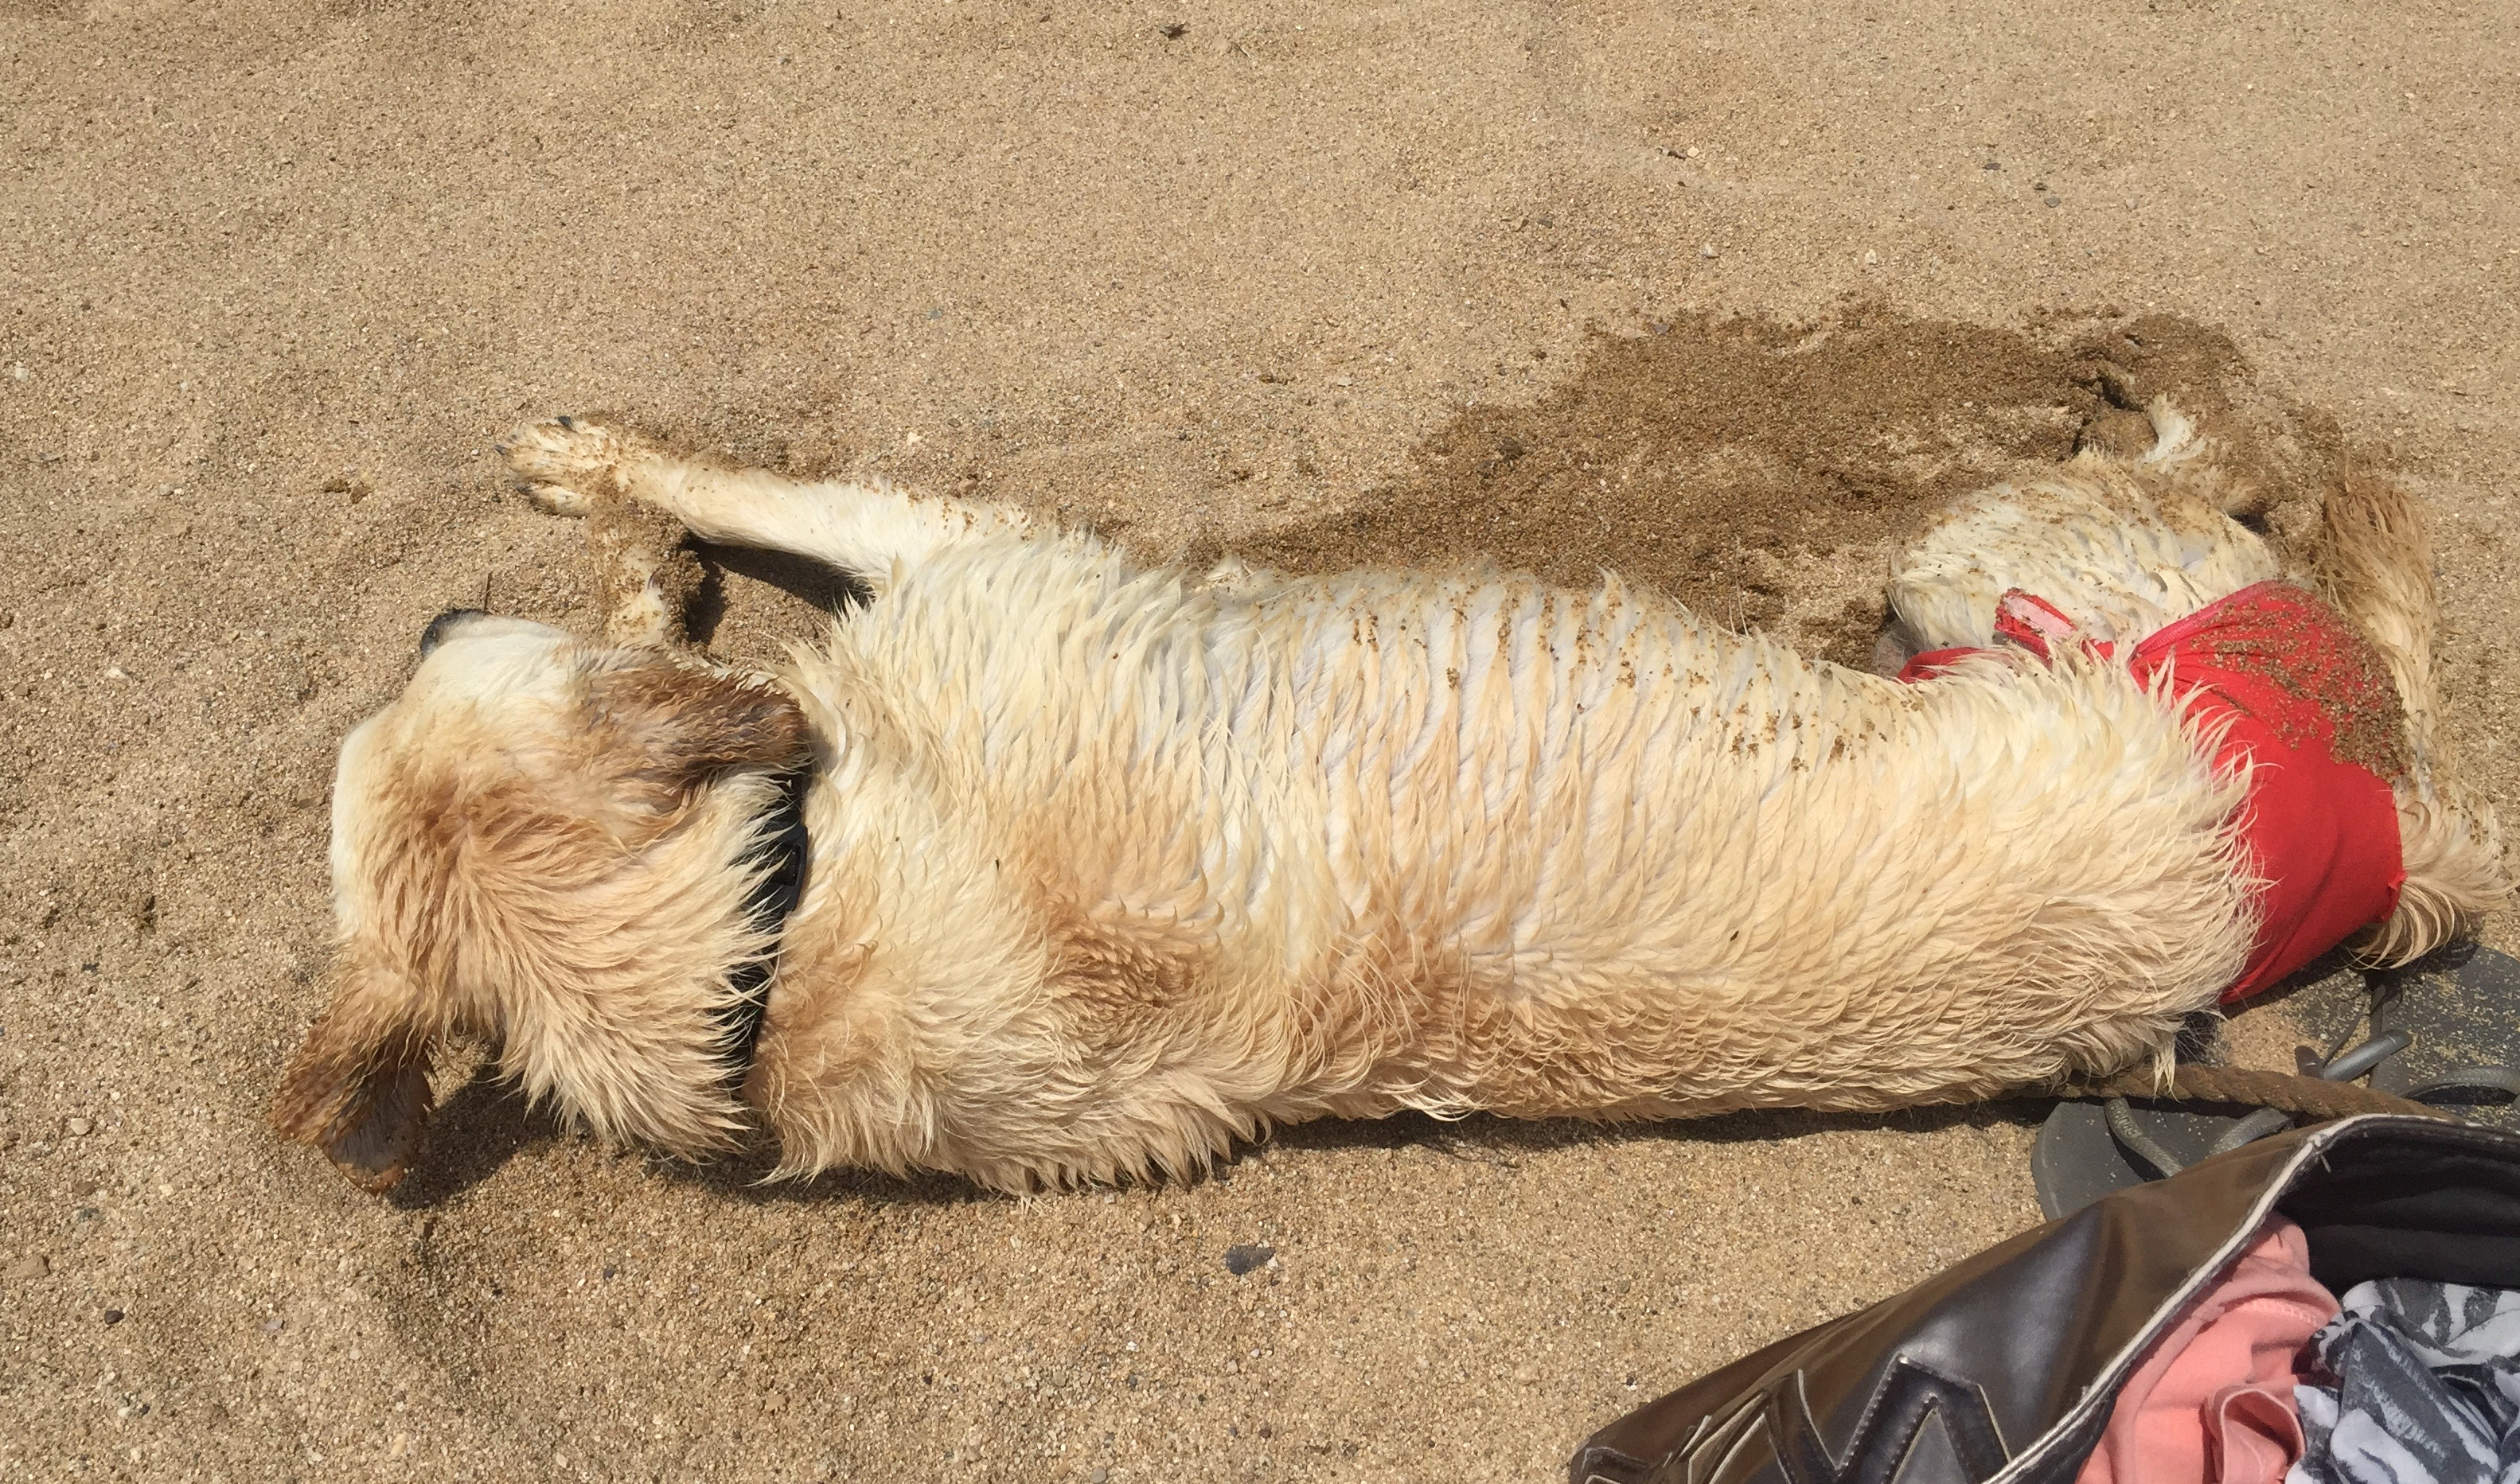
(501, 416), (1040, 593)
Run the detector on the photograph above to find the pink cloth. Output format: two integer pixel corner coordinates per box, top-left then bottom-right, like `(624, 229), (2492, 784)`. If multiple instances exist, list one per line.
(2074, 1216), (2341, 1484)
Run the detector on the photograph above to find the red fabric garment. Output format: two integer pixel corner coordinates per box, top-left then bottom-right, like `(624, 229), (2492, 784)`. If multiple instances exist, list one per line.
(2072, 1216), (2339, 1484)
(1897, 582), (2405, 1002)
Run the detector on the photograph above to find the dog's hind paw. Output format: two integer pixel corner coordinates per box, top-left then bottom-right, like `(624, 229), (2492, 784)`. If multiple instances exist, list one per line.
(499, 415), (643, 516)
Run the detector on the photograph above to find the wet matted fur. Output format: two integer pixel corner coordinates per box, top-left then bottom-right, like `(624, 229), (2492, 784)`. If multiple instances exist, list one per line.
(270, 404), (2504, 1193)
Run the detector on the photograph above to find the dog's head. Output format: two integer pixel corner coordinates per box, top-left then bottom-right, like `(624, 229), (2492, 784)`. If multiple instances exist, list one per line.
(271, 610), (814, 1192)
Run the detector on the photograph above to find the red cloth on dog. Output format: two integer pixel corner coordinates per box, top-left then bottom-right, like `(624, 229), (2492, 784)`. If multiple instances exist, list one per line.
(1899, 582), (2405, 1002)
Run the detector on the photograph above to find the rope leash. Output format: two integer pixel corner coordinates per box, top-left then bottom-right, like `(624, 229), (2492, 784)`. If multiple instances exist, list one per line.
(2061, 1064), (2452, 1122)
(2045, 969), (2520, 1180)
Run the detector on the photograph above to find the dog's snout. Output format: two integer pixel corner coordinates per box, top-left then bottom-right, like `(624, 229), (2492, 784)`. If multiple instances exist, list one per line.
(419, 608), (489, 658)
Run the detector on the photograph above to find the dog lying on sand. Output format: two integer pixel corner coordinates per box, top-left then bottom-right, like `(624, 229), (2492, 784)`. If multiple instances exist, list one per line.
(272, 402), (2504, 1193)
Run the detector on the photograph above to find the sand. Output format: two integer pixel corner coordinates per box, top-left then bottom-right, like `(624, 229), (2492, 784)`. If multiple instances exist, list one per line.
(4, 1), (2518, 1479)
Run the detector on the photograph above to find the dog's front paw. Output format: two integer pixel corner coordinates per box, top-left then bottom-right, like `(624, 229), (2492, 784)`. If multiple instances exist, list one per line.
(498, 415), (645, 516)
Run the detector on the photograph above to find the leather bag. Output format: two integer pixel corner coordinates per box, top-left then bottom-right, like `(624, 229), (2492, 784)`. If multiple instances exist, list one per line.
(1569, 1115), (2520, 1484)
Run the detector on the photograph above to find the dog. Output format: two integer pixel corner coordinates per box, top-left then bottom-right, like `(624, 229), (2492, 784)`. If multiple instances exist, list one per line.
(271, 402), (2505, 1193)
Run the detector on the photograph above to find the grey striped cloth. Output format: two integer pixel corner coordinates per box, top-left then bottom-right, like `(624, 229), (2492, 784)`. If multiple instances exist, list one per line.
(2289, 1280), (2520, 1484)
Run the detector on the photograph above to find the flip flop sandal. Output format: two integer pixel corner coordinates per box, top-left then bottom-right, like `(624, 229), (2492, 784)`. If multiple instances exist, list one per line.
(2032, 947), (2520, 1220)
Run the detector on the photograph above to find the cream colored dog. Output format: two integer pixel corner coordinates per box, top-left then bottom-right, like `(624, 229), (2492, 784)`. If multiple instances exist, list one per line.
(271, 403), (2503, 1193)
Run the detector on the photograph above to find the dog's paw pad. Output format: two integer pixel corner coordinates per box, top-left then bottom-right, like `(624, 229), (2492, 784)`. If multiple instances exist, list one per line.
(501, 416), (636, 515)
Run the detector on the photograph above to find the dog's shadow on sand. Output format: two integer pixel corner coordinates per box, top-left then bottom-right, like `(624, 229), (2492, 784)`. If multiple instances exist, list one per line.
(386, 1066), (1002, 1211)
(689, 1100), (2055, 1211)
(384, 1073), (562, 1210)
(387, 1061), (2047, 1212)
(1246, 1100), (2050, 1174)
(681, 542), (868, 648)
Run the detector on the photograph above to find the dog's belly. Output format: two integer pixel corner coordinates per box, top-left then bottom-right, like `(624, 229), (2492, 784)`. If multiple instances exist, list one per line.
(791, 549), (2257, 1183)
(1207, 570), (2256, 1114)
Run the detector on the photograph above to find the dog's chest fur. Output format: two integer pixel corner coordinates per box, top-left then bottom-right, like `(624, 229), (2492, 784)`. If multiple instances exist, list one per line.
(748, 535), (2252, 1189)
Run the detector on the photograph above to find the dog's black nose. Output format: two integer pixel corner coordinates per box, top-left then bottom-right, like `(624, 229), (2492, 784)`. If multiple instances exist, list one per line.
(419, 608), (488, 658)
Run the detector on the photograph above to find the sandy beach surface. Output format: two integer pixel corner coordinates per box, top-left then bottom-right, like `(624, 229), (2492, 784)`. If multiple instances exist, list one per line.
(4, 1), (2518, 1479)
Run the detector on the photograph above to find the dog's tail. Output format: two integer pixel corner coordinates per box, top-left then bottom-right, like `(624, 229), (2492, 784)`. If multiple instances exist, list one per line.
(2311, 465), (2510, 963)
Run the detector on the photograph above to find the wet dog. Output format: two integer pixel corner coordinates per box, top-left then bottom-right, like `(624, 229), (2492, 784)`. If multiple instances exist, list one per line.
(271, 403), (2502, 1192)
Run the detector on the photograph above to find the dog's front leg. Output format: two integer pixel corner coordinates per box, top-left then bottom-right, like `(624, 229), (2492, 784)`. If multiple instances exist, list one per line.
(586, 496), (705, 649)
(501, 416), (1040, 592)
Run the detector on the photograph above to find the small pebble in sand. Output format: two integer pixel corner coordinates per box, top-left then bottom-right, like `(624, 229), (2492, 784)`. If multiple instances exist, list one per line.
(65, 1117), (92, 1137)
(1700, 243), (1718, 259)
(103, 1308), (125, 1325)
(1090, 1471), (1109, 1483)
(1223, 1244), (1275, 1275)
(7, 1254), (47, 1280)
(2045, 195), (2062, 208)
(263, 1318), (285, 1334)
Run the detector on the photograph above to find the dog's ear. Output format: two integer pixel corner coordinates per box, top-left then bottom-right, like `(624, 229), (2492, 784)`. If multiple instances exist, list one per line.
(587, 661), (813, 807)
(269, 960), (436, 1194)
